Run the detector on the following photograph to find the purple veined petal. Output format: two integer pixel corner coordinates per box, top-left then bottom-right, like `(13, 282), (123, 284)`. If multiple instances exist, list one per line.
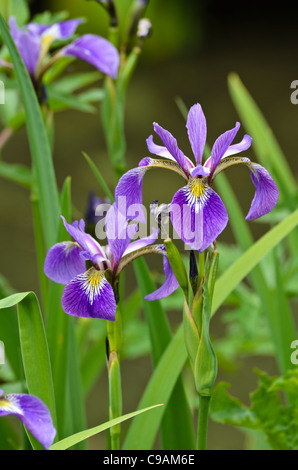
(28, 19), (83, 41)
(153, 122), (194, 176)
(61, 268), (116, 320)
(171, 181), (228, 252)
(145, 247), (179, 301)
(105, 203), (139, 269)
(210, 122), (240, 174)
(9, 17), (41, 77)
(0, 393), (56, 450)
(44, 241), (86, 285)
(222, 134), (253, 159)
(115, 163), (149, 224)
(186, 103), (207, 165)
(123, 226), (159, 257)
(61, 216), (106, 262)
(62, 34), (120, 79)
(146, 135), (175, 160)
(245, 163), (279, 220)
(147, 135), (195, 169)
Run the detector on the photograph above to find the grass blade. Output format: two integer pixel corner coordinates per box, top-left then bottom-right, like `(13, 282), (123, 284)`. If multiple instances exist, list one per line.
(0, 14), (60, 249)
(124, 210), (298, 449)
(50, 405), (163, 451)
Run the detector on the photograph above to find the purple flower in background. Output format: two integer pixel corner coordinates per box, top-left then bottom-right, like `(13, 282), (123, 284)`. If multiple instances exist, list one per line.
(115, 103), (279, 251)
(0, 389), (56, 450)
(44, 204), (179, 321)
(8, 16), (119, 80)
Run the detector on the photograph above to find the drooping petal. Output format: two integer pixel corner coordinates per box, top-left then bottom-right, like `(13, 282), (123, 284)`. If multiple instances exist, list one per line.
(245, 163), (279, 220)
(61, 216), (106, 262)
(61, 268), (116, 320)
(62, 34), (120, 79)
(186, 103), (207, 165)
(44, 241), (86, 285)
(153, 122), (193, 175)
(9, 17), (41, 77)
(210, 122), (240, 173)
(222, 134), (252, 159)
(0, 393), (56, 450)
(171, 180), (228, 252)
(145, 247), (179, 301)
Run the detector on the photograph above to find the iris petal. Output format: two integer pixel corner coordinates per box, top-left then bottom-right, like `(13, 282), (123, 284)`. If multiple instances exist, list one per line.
(61, 268), (116, 320)
(0, 393), (56, 450)
(44, 241), (86, 285)
(145, 247), (179, 301)
(171, 181), (228, 252)
(186, 103), (207, 165)
(210, 122), (240, 173)
(245, 163), (279, 220)
(63, 34), (120, 79)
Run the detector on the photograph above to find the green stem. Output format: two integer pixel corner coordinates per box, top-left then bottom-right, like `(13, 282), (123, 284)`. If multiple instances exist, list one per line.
(197, 395), (211, 450)
(107, 304), (122, 450)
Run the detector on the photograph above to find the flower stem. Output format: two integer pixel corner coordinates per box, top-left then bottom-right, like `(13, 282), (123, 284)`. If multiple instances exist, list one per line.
(107, 305), (122, 450)
(197, 394), (211, 450)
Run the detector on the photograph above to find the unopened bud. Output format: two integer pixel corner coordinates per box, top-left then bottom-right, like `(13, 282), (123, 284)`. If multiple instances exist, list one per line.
(137, 18), (152, 40)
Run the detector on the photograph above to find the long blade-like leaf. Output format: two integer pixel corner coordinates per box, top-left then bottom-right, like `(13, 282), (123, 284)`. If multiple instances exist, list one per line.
(50, 405), (163, 451)
(0, 292), (57, 449)
(124, 210), (298, 449)
(0, 15), (60, 249)
(133, 257), (195, 450)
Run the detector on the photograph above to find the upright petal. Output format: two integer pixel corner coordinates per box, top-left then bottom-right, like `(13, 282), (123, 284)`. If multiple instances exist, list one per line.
(222, 134), (252, 159)
(145, 247), (179, 301)
(153, 122), (193, 176)
(61, 216), (106, 262)
(245, 163), (279, 220)
(61, 268), (116, 320)
(9, 17), (41, 77)
(171, 180), (228, 252)
(63, 34), (120, 79)
(44, 241), (86, 285)
(0, 393), (56, 450)
(186, 103), (207, 165)
(210, 122), (240, 174)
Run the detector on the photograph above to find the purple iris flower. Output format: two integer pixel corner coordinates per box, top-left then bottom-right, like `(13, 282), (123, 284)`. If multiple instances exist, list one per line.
(115, 103), (279, 251)
(8, 16), (119, 80)
(0, 389), (56, 450)
(44, 204), (179, 321)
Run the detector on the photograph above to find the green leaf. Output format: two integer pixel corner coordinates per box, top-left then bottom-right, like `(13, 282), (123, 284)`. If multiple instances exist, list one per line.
(47, 87), (97, 113)
(82, 151), (114, 202)
(0, 292), (57, 449)
(212, 209), (298, 314)
(49, 72), (102, 94)
(228, 73), (296, 197)
(0, 15), (60, 250)
(125, 210), (298, 449)
(50, 405), (163, 451)
(132, 257), (195, 450)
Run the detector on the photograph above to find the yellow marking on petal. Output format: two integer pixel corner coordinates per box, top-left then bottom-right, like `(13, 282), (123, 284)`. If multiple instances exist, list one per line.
(0, 398), (11, 407)
(41, 33), (56, 50)
(189, 177), (208, 199)
(87, 268), (104, 287)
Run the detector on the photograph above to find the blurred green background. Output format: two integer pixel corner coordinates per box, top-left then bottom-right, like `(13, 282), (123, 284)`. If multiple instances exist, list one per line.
(0, 0), (297, 450)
